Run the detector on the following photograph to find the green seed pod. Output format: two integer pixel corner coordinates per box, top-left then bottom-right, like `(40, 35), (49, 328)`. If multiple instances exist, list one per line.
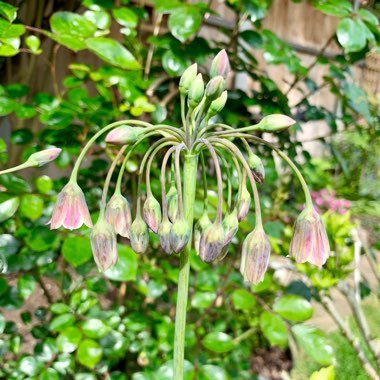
(169, 217), (191, 253)
(105, 126), (145, 145)
(158, 217), (173, 255)
(194, 211), (212, 255)
(222, 208), (239, 245)
(187, 73), (204, 108)
(247, 152), (265, 184)
(199, 222), (225, 263)
(143, 193), (162, 233)
(208, 90), (227, 117)
(205, 76), (225, 101)
(179, 63), (198, 96)
(256, 114), (296, 132)
(237, 186), (251, 222)
(130, 215), (149, 254)
(166, 184), (178, 222)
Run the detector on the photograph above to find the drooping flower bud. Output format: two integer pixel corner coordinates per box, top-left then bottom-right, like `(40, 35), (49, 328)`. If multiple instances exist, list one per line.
(199, 222), (225, 263)
(26, 147), (61, 167)
(237, 185), (251, 222)
(166, 184), (178, 222)
(222, 208), (239, 245)
(208, 90), (227, 117)
(216, 243), (230, 262)
(49, 181), (93, 230)
(179, 63), (198, 96)
(194, 211), (212, 255)
(240, 227), (270, 284)
(169, 217), (191, 253)
(158, 217), (173, 255)
(105, 193), (132, 238)
(90, 218), (118, 272)
(247, 152), (265, 184)
(256, 114), (296, 132)
(210, 49), (230, 79)
(205, 76), (225, 101)
(187, 73), (204, 108)
(105, 126), (145, 145)
(143, 193), (162, 233)
(130, 215), (149, 254)
(289, 206), (330, 267)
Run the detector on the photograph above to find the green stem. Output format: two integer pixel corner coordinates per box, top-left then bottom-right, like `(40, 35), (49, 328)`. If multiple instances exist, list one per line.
(173, 152), (198, 380)
(0, 162), (30, 175)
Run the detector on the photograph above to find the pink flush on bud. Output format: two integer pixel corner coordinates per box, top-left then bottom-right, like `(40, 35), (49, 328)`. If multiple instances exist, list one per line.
(49, 181), (93, 230)
(27, 147), (61, 167)
(105, 193), (132, 238)
(210, 49), (230, 79)
(289, 206), (330, 267)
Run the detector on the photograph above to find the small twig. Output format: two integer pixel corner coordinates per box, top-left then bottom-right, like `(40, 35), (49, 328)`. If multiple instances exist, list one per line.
(117, 282), (127, 305)
(35, 272), (54, 304)
(144, 12), (163, 79)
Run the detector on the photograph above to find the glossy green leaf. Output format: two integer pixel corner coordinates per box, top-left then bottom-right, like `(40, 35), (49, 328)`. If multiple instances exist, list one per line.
(0, 313), (5, 333)
(10, 128), (33, 144)
(358, 9), (379, 26)
(81, 318), (110, 339)
(76, 339), (103, 369)
(260, 311), (288, 348)
(57, 327), (82, 353)
(310, 366), (335, 380)
(191, 291), (216, 309)
(337, 18), (368, 53)
(232, 289), (256, 310)
(39, 368), (60, 380)
(0, 1), (17, 22)
(19, 356), (44, 376)
(0, 197), (19, 223)
(0, 42), (19, 57)
(112, 7), (138, 28)
(104, 244), (138, 281)
(0, 96), (17, 115)
(162, 50), (188, 77)
(62, 236), (93, 267)
(50, 313), (76, 332)
(26, 226), (56, 252)
(0, 234), (20, 255)
(18, 274), (36, 300)
(49, 33), (87, 51)
(35, 175), (53, 194)
(240, 30), (263, 48)
(84, 10), (111, 30)
(20, 194), (44, 220)
(202, 332), (235, 353)
(201, 365), (229, 380)
(86, 37), (141, 70)
(51, 303), (71, 314)
(50, 12), (96, 37)
(292, 324), (334, 365)
(25, 35), (41, 53)
(168, 6), (203, 42)
(273, 295), (313, 321)
(0, 19), (25, 38)
(314, 0), (352, 17)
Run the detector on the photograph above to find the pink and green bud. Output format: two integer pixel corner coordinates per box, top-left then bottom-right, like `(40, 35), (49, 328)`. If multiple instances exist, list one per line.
(26, 147), (61, 167)
(289, 206), (330, 267)
(241, 227), (270, 284)
(222, 208), (239, 245)
(257, 114), (296, 132)
(208, 91), (227, 117)
(158, 217), (173, 255)
(187, 73), (204, 108)
(237, 185), (251, 222)
(247, 152), (265, 184)
(169, 217), (190, 253)
(143, 194), (162, 233)
(205, 76), (225, 101)
(130, 215), (149, 254)
(210, 49), (230, 79)
(49, 181), (93, 230)
(90, 218), (118, 272)
(179, 63), (198, 96)
(167, 184), (178, 222)
(199, 222), (225, 263)
(105, 193), (132, 238)
(194, 211), (212, 255)
(105, 126), (145, 145)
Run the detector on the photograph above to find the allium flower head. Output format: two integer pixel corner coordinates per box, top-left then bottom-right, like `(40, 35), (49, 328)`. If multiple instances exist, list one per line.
(49, 181), (92, 230)
(241, 227), (270, 284)
(289, 206), (330, 267)
(90, 218), (118, 272)
(105, 193), (132, 238)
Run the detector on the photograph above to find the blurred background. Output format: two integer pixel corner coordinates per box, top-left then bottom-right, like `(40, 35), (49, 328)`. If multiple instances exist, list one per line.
(0, 0), (379, 379)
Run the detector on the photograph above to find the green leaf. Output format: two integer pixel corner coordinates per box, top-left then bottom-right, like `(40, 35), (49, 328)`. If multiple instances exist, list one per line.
(0, 96), (17, 115)
(0, 19), (25, 38)
(168, 6), (203, 42)
(0, 197), (19, 223)
(310, 366), (335, 380)
(18, 274), (36, 300)
(240, 30), (263, 48)
(36, 175), (53, 194)
(112, 7), (138, 28)
(191, 291), (216, 309)
(81, 318), (110, 339)
(48, 33), (86, 51)
(50, 12), (96, 38)
(19, 356), (44, 376)
(0, 234), (20, 255)
(260, 311), (288, 348)
(76, 339), (103, 369)
(232, 289), (256, 310)
(0, 41), (19, 57)
(337, 18), (368, 53)
(84, 10), (111, 30)
(86, 37), (141, 70)
(26, 226), (56, 252)
(0, 1), (17, 22)
(0, 313), (5, 333)
(62, 236), (93, 267)
(10, 128), (33, 144)
(162, 50), (188, 77)
(39, 368), (60, 380)
(50, 313), (76, 332)
(104, 244), (138, 281)
(273, 295), (313, 321)
(314, 0), (352, 17)
(20, 194), (44, 221)
(57, 327), (82, 353)
(358, 9), (379, 26)
(25, 35), (41, 54)
(50, 303), (71, 314)
(292, 324), (334, 365)
(201, 365), (229, 380)
(202, 332), (235, 353)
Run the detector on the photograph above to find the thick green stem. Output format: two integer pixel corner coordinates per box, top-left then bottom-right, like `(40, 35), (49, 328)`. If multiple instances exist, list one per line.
(173, 153), (198, 380)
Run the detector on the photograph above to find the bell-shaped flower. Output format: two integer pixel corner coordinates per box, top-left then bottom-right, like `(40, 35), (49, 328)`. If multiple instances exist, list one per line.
(289, 206), (330, 267)
(90, 217), (118, 272)
(49, 181), (92, 230)
(199, 222), (225, 263)
(143, 193), (162, 233)
(167, 184), (178, 222)
(247, 152), (265, 184)
(105, 193), (132, 238)
(194, 211), (212, 255)
(169, 217), (190, 253)
(158, 217), (173, 255)
(130, 214), (149, 254)
(222, 208), (239, 245)
(240, 227), (270, 284)
(237, 186), (251, 222)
